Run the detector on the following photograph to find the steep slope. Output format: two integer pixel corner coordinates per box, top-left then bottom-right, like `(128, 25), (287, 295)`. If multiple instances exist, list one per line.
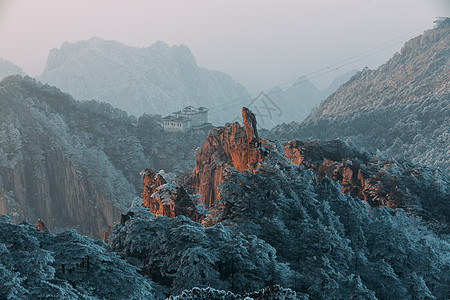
(271, 20), (449, 172)
(0, 58), (25, 80)
(39, 38), (250, 124)
(0, 76), (139, 238)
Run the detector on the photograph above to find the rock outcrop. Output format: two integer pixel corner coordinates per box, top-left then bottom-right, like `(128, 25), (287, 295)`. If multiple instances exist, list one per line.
(283, 139), (449, 226)
(141, 168), (203, 222)
(138, 108), (448, 227)
(35, 219), (48, 231)
(284, 139), (370, 200)
(139, 108), (272, 220)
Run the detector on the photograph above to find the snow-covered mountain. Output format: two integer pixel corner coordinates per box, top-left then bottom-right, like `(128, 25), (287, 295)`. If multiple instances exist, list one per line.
(270, 19), (450, 172)
(0, 58), (24, 80)
(1, 82), (448, 297)
(39, 38), (250, 125)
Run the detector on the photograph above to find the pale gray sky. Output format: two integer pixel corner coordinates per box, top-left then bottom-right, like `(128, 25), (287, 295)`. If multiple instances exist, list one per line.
(0, 0), (448, 92)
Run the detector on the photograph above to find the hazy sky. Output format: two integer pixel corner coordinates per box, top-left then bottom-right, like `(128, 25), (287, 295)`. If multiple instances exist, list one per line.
(0, 0), (448, 92)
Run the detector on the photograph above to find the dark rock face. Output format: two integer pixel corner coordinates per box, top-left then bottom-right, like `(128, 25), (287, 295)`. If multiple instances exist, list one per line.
(0, 148), (123, 238)
(141, 168), (203, 222)
(284, 139), (371, 202)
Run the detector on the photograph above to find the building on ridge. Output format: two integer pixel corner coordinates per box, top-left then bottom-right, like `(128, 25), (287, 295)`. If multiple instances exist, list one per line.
(163, 106), (213, 132)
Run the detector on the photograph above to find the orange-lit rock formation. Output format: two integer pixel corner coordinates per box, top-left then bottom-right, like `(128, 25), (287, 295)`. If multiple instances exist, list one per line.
(191, 108), (269, 208)
(242, 107), (258, 143)
(35, 219), (48, 231)
(141, 168), (203, 222)
(283, 139), (408, 208)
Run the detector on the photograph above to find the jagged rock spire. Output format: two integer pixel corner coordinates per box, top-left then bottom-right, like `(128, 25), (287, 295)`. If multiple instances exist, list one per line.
(242, 107), (258, 143)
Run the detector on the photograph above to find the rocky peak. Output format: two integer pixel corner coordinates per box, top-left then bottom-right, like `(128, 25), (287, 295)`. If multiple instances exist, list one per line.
(191, 108), (271, 208)
(271, 20), (449, 173)
(39, 38), (250, 123)
(141, 168), (203, 222)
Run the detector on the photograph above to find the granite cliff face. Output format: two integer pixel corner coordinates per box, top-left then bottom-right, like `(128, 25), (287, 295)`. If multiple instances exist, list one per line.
(139, 108), (268, 217)
(0, 76), (139, 238)
(0, 136), (125, 238)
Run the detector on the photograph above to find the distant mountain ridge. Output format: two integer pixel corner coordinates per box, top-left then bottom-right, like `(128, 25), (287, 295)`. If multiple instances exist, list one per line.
(271, 19), (450, 172)
(0, 58), (25, 80)
(257, 70), (357, 127)
(39, 38), (250, 125)
(39, 37), (357, 127)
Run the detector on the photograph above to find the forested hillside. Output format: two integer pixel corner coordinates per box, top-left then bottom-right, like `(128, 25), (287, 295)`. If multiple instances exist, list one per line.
(0, 215), (155, 299)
